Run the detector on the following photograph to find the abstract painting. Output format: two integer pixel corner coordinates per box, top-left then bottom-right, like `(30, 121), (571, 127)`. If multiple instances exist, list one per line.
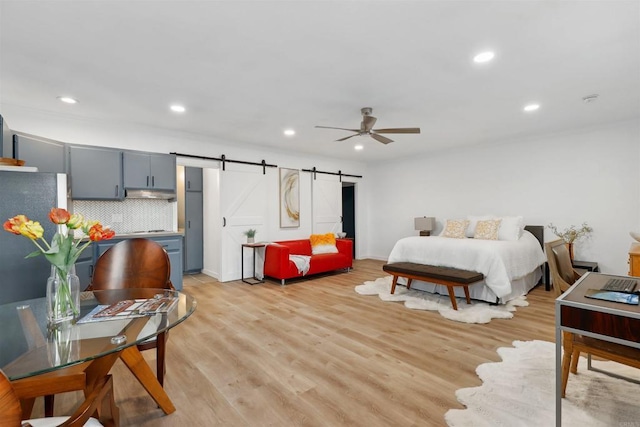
(279, 168), (300, 228)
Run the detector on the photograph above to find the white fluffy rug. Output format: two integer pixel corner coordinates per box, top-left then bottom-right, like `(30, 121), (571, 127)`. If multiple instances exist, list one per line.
(446, 340), (640, 426)
(354, 276), (527, 324)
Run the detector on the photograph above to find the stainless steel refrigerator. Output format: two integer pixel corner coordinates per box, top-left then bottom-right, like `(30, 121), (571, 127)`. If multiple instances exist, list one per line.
(0, 171), (67, 304)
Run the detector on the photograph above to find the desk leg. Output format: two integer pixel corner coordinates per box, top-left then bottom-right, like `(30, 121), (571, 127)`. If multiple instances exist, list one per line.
(555, 305), (562, 426)
(119, 346), (176, 415)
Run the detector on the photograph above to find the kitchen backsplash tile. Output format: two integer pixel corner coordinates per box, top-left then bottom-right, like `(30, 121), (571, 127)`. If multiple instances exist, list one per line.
(73, 199), (175, 233)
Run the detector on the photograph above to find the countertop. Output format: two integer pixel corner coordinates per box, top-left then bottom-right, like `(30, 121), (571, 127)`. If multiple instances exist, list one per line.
(113, 230), (184, 239)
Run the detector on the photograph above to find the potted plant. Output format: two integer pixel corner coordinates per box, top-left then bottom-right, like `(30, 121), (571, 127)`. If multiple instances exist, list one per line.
(244, 228), (257, 243)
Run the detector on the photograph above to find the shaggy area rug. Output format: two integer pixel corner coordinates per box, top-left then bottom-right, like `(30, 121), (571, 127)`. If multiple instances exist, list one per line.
(445, 340), (640, 426)
(354, 276), (527, 324)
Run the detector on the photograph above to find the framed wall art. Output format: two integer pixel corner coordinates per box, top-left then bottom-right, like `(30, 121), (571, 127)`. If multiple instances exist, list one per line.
(279, 168), (300, 228)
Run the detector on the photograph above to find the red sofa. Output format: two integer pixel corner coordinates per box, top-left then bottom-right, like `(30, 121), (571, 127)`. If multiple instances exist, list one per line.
(263, 238), (353, 285)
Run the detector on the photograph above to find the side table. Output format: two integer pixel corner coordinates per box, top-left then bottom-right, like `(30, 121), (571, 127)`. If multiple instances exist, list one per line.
(241, 243), (266, 285)
(572, 260), (599, 273)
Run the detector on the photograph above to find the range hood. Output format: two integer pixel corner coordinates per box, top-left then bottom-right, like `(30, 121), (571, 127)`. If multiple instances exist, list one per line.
(125, 188), (176, 201)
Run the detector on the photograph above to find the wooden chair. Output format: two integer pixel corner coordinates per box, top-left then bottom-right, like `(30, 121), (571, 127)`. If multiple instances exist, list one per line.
(88, 238), (174, 386)
(545, 239), (582, 297)
(546, 239), (640, 397)
(0, 370), (118, 427)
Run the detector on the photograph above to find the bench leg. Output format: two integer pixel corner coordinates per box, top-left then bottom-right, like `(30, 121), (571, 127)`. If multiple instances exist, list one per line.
(463, 286), (471, 305)
(446, 286), (458, 310)
(406, 278), (413, 290)
(390, 275), (399, 294)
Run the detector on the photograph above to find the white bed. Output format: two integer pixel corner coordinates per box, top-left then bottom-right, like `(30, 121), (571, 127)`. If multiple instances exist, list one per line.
(387, 228), (547, 304)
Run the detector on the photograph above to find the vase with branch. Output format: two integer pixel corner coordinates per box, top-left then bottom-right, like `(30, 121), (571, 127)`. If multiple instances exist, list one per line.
(547, 222), (593, 261)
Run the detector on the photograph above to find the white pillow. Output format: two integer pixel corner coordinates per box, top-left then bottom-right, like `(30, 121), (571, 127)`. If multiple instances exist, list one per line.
(466, 215), (495, 238)
(497, 216), (524, 241)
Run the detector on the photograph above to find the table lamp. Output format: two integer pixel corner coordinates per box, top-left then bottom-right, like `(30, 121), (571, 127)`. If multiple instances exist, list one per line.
(414, 217), (435, 236)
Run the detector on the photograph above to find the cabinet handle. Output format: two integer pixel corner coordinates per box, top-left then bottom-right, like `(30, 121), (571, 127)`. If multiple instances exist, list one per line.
(147, 176), (149, 187)
(223, 217), (226, 227)
(115, 185), (119, 197)
(152, 176), (155, 187)
(187, 180), (191, 189)
(89, 265), (93, 278)
(188, 220), (191, 229)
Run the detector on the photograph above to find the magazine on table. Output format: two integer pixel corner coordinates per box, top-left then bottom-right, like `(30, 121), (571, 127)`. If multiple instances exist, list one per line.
(78, 294), (179, 324)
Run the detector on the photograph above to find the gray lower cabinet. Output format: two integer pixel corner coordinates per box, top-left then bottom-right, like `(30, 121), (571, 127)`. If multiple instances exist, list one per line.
(75, 248), (94, 291)
(94, 235), (183, 290)
(13, 134), (66, 173)
(123, 152), (176, 191)
(184, 190), (203, 273)
(68, 145), (124, 200)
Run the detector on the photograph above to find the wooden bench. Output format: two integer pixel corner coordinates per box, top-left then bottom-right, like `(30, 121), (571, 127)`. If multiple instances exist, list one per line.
(382, 262), (484, 310)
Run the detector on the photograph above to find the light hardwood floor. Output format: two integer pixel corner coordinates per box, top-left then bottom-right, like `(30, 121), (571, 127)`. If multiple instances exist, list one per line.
(44, 259), (556, 426)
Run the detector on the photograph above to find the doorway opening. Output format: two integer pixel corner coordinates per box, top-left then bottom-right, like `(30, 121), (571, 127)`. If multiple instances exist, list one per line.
(342, 182), (356, 258)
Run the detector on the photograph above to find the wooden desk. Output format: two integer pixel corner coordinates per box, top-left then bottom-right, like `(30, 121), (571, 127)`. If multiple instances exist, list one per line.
(0, 289), (196, 420)
(555, 272), (640, 426)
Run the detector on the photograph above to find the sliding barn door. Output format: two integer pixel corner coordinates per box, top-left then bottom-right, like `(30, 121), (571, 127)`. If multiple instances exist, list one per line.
(219, 163), (271, 282)
(311, 173), (342, 234)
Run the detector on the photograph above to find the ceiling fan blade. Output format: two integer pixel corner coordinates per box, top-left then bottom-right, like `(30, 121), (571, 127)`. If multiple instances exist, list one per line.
(336, 134), (359, 142)
(372, 128), (421, 134)
(370, 133), (393, 144)
(315, 126), (361, 132)
(362, 115), (377, 132)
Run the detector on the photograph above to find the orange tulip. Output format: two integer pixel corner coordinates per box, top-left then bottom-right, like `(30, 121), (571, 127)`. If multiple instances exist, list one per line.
(3, 215), (29, 235)
(49, 208), (71, 224)
(88, 223), (115, 242)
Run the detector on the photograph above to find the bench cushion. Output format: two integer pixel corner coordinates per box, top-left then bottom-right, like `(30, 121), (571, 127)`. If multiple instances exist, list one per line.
(383, 262), (483, 284)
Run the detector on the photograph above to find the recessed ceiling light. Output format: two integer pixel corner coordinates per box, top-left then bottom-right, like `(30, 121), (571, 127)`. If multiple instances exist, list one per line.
(284, 129), (295, 136)
(473, 51), (495, 63)
(523, 104), (540, 112)
(354, 145), (364, 151)
(57, 96), (78, 104)
(170, 105), (186, 113)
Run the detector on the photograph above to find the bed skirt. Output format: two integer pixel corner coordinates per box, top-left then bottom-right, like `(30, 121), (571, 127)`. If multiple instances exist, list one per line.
(396, 265), (544, 304)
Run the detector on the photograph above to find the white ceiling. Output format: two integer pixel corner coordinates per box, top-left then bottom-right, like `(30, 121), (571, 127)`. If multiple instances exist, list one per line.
(1, 1), (638, 162)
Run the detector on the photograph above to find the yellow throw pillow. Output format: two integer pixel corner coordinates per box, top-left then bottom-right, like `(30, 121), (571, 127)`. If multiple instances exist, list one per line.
(310, 233), (339, 254)
(474, 219), (502, 240)
(441, 220), (470, 239)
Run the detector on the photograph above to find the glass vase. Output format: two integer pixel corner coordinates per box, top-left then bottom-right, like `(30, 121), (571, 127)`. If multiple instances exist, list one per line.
(46, 264), (80, 325)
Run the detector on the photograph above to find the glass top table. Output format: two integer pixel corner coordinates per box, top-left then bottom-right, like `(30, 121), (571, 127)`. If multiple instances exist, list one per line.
(0, 288), (196, 381)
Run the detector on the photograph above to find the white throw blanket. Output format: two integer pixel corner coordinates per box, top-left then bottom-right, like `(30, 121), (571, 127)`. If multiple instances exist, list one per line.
(387, 231), (546, 298)
(290, 255), (311, 275)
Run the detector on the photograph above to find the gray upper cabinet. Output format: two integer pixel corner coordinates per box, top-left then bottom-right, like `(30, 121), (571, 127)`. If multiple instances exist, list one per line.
(185, 166), (203, 192)
(124, 152), (176, 191)
(68, 145), (124, 200)
(13, 134), (66, 173)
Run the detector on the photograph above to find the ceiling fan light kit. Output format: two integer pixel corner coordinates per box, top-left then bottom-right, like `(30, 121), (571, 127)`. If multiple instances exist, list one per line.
(315, 107), (420, 145)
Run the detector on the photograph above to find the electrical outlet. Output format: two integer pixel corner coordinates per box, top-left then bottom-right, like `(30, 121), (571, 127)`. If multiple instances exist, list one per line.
(111, 214), (123, 223)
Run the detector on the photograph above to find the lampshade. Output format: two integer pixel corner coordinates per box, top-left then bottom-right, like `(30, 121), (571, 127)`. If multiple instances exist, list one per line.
(414, 217), (435, 231)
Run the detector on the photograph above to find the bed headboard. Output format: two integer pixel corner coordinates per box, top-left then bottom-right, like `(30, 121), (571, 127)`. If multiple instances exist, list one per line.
(524, 225), (544, 249)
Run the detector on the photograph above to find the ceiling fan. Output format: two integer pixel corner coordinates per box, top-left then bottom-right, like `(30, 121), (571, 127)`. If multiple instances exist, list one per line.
(315, 107), (420, 144)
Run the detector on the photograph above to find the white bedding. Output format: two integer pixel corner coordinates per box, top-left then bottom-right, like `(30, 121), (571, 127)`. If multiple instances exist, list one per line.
(387, 230), (547, 299)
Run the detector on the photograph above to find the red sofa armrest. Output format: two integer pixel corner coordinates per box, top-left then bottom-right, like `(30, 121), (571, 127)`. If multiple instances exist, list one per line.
(336, 239), (353, 263)
(264, 243), (291, 278)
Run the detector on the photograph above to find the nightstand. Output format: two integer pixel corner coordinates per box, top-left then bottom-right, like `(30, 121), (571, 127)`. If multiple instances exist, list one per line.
(572, 260), (599, 274)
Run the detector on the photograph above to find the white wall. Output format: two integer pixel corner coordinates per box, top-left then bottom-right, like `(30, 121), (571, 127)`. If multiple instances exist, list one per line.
(366, 120), (640, 275)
